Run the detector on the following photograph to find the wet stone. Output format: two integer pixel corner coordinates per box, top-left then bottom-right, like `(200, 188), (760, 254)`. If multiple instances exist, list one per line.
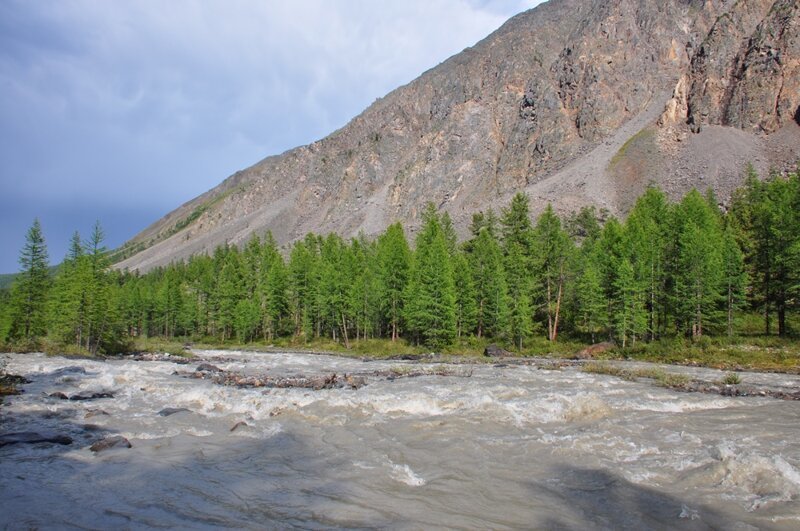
(230, 421), (251, 432)
(69, 391), (115, 401)
(0, 432), (73, 447)
(158, 407), (191, 417)
(90, 436), (131, 453)
(196, 363), (223, 373)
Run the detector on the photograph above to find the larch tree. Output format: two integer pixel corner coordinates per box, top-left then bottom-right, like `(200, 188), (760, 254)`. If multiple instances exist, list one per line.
(376, 223), (411, 342)
(466, 225), (508, 339)
(672, 190), (724, 338)
(501, 193), (535, 349)
(405, 204), (457, 348)
(532, 204), (573, 342)
(625, 187), (669, 340)
(9, 219), (50, 341)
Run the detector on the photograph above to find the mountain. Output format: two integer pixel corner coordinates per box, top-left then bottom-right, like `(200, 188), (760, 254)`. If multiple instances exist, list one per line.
(116, 0), (800, 272)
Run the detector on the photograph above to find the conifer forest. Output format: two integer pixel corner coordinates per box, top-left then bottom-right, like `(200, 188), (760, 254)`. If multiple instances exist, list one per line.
(2, 167), (798, 355)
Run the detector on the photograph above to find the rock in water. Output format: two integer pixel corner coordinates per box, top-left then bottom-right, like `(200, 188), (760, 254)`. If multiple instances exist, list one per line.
(195, 363), (223, 373)
(484, 344), (512, 358)
(90, 436), (131, 453)
(69, 391), (115, 401)
(230, 421), (250, 432)
(0, 432), (73, 447)
(158, 407), (191, 417)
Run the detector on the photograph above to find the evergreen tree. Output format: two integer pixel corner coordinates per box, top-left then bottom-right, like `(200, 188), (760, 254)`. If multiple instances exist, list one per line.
(288, 235), (321, 339)
(574, 254), (606, 343)
(214, 250), (243, 341)
(721, 224), (746, 337)
(376, 223), (411, 342)
(467, 226), (508, 339)
(625, 187), (669, 340)
(234, 299), (260, 342)
(349, 236), (379, 341)
(83, 221), (116, 353)
(259, 232), (288, 341)
(48, 231), (87, 345)
(452, 249), (477, 338)
(566, 206), (602, 245)
(9, 219), (50, 341)
(318, 234), (353, 346)
(532, 204), (573, 342)
(612, 258), (646, 347)
(405, 204), (457, 348)
(501, 193), (535, 349)
(672, 190), (724, 338)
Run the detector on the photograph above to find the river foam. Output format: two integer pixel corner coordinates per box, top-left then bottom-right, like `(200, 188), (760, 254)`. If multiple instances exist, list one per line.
(1, 351), (799, 529)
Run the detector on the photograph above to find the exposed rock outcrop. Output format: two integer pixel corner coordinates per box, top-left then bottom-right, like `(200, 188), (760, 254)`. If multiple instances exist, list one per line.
(116, 0), (800, 272)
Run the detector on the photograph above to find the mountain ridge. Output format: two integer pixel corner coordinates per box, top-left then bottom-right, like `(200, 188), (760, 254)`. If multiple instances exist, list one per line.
(116, 0), (800, 272)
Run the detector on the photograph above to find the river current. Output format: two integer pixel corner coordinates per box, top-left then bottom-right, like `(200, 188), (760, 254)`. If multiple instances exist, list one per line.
(1, 350), (799, 529)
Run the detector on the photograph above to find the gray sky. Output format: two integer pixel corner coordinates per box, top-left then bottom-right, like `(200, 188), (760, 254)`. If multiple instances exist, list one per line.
(0, 0), (543, 273)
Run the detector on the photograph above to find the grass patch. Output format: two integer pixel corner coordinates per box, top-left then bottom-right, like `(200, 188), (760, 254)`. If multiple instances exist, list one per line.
(609, 127), (656, 168)
(131, 337), (195, 358)
(582, 363), (690, 387)
(579, 335), (800, 373)
(721, 372), (742, 385)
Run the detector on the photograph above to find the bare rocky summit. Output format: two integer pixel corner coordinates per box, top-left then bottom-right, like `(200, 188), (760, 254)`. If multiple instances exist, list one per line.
(117, 0), (800, 271)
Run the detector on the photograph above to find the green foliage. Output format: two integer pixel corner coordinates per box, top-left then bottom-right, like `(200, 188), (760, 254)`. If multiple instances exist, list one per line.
(501, 193), (535, 349)
(672, 190), (725, 337)
(2, 167), (798, 361)
(722, 372), (741, 385)
(377, 223), (411, 341)
(466, 225), (508, 339)
(404, 204), (457, 349)
(8, 219), (50, 341)
(532, 204), (573, 342)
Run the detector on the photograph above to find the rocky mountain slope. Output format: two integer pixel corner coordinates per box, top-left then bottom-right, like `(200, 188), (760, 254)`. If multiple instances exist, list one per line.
(117, 0), (800, 271)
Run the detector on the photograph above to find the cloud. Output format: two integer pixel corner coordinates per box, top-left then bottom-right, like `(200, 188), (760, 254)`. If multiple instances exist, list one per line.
(0, 0), (543, 271)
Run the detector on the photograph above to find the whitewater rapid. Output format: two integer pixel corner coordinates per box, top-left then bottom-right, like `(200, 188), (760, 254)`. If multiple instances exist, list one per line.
(1, 350), (799, 529)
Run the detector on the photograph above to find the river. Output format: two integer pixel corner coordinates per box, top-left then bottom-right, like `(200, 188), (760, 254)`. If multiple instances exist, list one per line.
(1, 350), (799, 529)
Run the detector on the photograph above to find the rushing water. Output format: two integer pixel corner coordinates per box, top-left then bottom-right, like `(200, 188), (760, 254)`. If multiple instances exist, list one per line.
(1, 350), (800, 529)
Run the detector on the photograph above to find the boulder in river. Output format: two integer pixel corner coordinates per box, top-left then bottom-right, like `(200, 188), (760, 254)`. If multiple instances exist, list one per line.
(0, 432), (73, 447)
(90, 435), (131, 453)
(49, 392), (69, 400)
(484, 344), (512, 357)
(85, 409), (110, 419)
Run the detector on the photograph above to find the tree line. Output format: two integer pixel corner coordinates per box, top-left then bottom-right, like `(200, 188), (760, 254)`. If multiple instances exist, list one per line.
(1, 166), (798, 354)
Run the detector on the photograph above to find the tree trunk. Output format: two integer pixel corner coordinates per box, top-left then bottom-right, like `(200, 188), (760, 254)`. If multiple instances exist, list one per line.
(341, 312), (350, 349)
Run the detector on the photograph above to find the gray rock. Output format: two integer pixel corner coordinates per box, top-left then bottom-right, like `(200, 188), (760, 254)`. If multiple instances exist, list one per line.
(68, 391), (114, 401)
(195, 363), (222, 373)
(158, 407), (191, 417)
(89, 436), (131, 453)
(484, 344), (512, 358)
(0, 432), (73, 447)
(115, 0), (800, 273)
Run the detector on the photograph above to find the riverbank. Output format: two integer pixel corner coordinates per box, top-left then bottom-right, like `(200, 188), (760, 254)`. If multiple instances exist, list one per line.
(128, 335), (800, 374)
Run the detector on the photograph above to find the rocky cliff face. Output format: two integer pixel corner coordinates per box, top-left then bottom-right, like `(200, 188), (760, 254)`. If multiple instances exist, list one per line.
(117, 0), (800, 271)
